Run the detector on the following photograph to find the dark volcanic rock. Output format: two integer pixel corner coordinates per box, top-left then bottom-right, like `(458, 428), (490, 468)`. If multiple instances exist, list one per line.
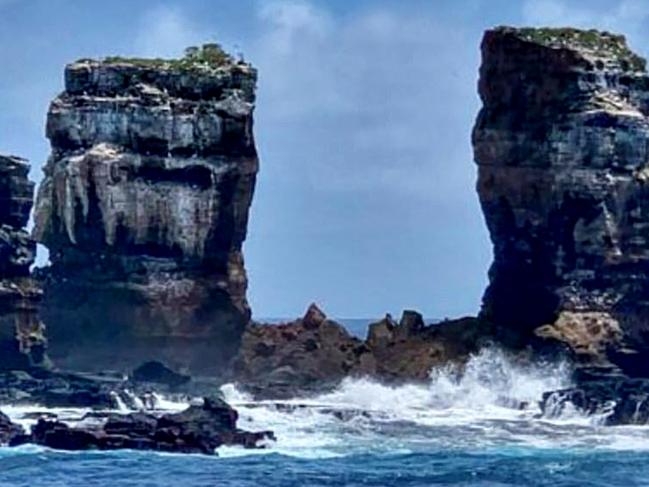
(0, 154), (47, 370)
(0, 410), (25, 445)
(33, 47), (259, 375)
(233, 305), (487, 398)
(131, 361), (190, 388)
(368, 313), (487, 381)
(473, 27), (649, 373)
(29, 396), (274, 455)
(233, 304), (376, 398)
(541, 378), (649, 425)
(0, 369), (118, 409)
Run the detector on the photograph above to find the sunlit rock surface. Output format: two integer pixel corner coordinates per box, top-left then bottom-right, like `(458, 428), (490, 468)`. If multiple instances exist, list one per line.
(473, 27), (649, 375)
(33, 48), (258, 375)
(233, 304), (485, 398)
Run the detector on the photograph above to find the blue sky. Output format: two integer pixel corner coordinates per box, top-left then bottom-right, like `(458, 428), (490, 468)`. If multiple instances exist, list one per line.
(1, 0), (648, 319)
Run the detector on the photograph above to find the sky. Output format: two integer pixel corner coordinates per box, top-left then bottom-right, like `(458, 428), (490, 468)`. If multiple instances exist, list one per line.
(1, 0), (649, 320)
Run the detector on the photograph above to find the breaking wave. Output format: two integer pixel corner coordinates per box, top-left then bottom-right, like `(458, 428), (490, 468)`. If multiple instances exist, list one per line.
(213, 347), (649, 458)
(4, 346), (649, 463)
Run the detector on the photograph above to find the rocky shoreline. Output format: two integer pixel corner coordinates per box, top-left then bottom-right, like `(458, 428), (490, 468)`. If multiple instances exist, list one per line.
(0, 395), (273, 455)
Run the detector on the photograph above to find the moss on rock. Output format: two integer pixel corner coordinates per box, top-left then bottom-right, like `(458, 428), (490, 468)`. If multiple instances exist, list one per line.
(495, 26), (646, 72)
(98, 43), (239, 72)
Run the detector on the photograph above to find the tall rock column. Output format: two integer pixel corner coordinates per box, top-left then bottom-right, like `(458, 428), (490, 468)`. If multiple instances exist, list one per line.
(33, 46), (259, 375)
(0, 155), (46, 370)
(473, 27), (649, 372)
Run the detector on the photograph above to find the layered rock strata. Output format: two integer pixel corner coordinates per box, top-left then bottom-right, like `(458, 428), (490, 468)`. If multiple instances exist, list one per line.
(33, 47), (258, 374)
(473, 27), (649, 374)
(0, 155), (46, 370)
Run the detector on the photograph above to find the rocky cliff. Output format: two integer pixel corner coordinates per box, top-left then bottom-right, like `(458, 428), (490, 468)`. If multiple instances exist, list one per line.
(0, 155), (46, 370)
(473, 27), (649, 374)
(33, 45), (258, 375)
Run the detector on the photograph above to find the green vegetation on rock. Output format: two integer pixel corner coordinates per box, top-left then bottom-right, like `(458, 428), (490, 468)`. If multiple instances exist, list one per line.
(101, 43), (239, 71)
(498, 26), (646, 72)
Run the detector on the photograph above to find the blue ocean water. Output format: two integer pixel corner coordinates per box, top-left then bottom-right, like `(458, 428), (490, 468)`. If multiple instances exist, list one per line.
(2, 348), (649, 487)
(2, 446), (649, 487)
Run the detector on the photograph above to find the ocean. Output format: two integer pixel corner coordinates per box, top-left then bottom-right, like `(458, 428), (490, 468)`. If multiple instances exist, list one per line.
(2, 342), (649, 486)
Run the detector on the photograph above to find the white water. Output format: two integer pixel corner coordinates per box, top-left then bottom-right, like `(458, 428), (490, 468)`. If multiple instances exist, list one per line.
(5, 347), (649, 459)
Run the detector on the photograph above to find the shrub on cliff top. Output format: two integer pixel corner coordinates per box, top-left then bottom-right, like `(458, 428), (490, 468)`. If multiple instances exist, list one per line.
(499, 26), (646, 72)
(102, 43), (236, 71)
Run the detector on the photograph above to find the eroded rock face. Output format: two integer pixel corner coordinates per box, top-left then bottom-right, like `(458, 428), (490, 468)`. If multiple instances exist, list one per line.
(33, 53), (258, 375)
(473, 27), (649, 372)
(233, 304), (485, 398)
(0, 155), (46, 370)
(233, 304), (376, 398)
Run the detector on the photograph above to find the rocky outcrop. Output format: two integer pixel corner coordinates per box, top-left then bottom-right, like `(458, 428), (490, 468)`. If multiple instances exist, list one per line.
(130, 360), (190, 387)
(0, 155), (46, 370)
(3, 397), (274, 454)
(540, 378), (649, 425)
(234, 304), (376, 398)
(0, 368), (122, 409)
(233, 304), (485, 398)
(367, 313), (487, 381)
(33, 46), (259, 375)
(473, 27), (649, 374)
(27, 397), (273, 454)
(0, 410), (25, 445)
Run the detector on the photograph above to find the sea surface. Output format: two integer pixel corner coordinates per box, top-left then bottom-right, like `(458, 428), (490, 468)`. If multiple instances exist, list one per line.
(3, 332), (649, 486)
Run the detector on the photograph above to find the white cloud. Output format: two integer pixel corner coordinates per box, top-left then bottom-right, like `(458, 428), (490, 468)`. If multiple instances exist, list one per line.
(522, 0), (649, 54)
(251, 1), (479, 196)
(134, 5), (210, 58)
(258, 0), (331, 54)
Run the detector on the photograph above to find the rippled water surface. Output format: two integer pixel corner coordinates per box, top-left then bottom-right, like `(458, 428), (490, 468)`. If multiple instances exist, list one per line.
(3, 348), (649, 486)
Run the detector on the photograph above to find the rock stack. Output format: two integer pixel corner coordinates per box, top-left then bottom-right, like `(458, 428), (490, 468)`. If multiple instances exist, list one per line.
(473, 27), (649, 374)
(33, 45), (259, 375)
(0, 155), (46, 370)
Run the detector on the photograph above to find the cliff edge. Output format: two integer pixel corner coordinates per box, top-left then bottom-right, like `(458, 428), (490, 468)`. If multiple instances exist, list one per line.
(0, 155), (45, 370)
(473, 27), (649, 375)
(33, 45), (259, 375)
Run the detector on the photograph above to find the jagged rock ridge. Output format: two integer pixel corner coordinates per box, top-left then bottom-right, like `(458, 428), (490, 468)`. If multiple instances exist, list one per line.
(234, 304), (484, 398)
(473, 26), (649, 374)
(33, 46), (259, 374)
(0, 154), (46, 370)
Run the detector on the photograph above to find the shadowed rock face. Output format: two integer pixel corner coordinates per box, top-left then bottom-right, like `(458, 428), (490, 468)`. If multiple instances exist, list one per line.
(473, 27), (649, 373)
(33, 53), (258, 375)
(0, 155), (45, 370)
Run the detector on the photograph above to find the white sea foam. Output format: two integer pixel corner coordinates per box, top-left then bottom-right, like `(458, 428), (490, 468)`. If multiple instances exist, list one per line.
(6, 346), (649, 459)
(218, 347), (649, 457)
